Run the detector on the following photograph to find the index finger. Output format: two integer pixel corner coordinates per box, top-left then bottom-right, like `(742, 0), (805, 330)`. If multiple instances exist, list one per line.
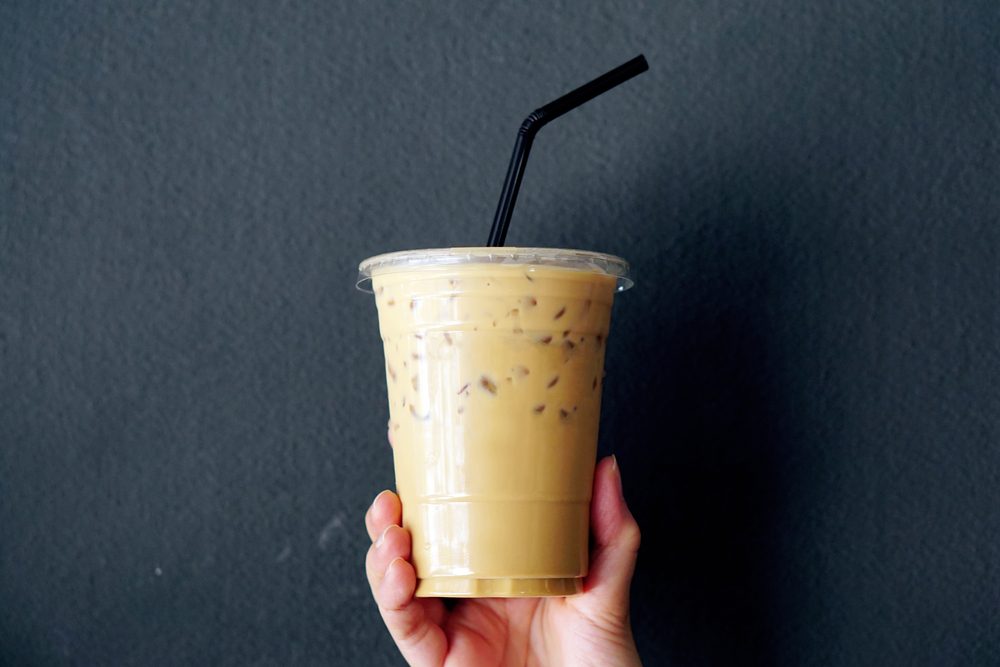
(365, 490), (402, 542)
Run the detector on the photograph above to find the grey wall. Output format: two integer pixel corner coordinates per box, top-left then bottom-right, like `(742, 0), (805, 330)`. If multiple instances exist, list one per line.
(2, 1), (999, 665)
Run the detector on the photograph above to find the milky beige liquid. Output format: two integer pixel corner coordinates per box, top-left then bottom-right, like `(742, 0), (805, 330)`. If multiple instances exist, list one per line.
(371, 262), (616, 597)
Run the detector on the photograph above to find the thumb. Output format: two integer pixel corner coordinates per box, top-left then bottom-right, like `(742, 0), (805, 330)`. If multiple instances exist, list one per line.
(582, 455), (641, 619)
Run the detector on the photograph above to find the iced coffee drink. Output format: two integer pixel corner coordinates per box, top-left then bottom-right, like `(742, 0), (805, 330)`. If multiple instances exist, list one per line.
(360, 247), (630, 597)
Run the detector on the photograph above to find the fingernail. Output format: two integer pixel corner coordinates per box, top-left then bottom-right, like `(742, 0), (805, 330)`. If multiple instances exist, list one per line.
(376, 524), (392, 549)
(371, 489), (389, 511)
(611, 455), (625, 499)
(386, 556), (406, 578)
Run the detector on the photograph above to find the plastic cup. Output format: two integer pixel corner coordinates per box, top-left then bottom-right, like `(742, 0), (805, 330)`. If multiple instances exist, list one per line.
(358, 247), (632, 597)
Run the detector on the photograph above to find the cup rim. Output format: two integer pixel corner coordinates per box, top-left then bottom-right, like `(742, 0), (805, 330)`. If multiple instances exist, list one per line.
(356, 247), (633, 293)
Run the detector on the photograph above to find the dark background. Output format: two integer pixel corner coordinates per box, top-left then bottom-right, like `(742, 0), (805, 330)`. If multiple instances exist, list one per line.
(2, 1), (998, 665)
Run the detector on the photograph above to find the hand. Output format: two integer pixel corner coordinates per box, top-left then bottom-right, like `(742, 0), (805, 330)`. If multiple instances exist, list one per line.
(363, 456), (642, 666)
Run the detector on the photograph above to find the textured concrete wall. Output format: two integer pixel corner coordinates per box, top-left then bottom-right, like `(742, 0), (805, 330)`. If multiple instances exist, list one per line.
(2, 1), (998, 665)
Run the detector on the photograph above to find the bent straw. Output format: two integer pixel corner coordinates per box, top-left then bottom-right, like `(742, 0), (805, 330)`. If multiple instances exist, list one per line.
(486, 55), (649, 247)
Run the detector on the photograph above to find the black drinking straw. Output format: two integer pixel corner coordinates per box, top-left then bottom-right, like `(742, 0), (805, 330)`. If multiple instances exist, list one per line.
(486, 54), (649, 247)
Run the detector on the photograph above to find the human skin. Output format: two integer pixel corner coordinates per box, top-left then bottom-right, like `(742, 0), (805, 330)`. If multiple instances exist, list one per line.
(364, 455), (643, 667)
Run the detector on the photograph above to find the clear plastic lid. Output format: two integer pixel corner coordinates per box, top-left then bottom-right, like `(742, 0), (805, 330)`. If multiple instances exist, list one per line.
(357, 247), (633, 293)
